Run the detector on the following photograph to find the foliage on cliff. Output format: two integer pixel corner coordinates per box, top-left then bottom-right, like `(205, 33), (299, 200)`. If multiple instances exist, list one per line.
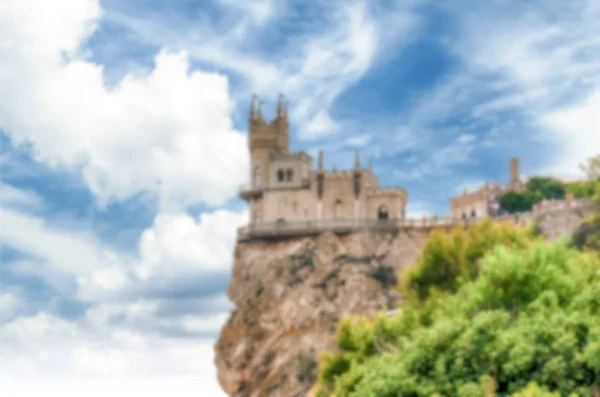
(571, 181), (600, 252)
(314, 221), (600, 397)
(404, 219), (536, 302)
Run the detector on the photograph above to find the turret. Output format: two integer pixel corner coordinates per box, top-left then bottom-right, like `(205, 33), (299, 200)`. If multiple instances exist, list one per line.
(510, 157), (520, 185)
(353, 151), (361, 198)
(247, 95), (291, 190)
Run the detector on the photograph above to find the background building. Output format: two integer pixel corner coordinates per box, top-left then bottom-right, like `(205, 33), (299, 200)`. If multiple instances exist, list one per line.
(450, 157), (528, 219)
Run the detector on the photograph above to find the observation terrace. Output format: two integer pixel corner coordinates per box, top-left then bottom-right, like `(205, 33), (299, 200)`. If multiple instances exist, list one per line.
(236, 199), (594, 242)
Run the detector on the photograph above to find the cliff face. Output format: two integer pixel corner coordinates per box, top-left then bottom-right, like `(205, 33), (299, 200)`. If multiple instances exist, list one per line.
(214, 229), (429, 397)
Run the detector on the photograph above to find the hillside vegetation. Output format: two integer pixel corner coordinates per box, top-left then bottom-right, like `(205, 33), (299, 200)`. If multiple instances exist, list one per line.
(499, 154), (599, 214)
(314, 180), (600, 397)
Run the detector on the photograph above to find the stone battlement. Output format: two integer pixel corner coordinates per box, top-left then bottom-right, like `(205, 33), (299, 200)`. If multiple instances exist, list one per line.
(367, 186), (408, 197)
(320, 169), (363, 178)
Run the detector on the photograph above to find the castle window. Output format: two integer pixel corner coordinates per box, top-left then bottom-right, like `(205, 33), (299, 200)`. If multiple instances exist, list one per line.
(377, 205), (389, 221)
(333, 199), (343, 219)
(471, 209), (476, 218)
(253, 210), (261, 223)
(277, 169), (284, 182)
(286, 168), (294, 181)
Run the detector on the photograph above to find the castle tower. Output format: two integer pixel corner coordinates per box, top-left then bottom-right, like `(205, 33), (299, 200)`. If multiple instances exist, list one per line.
(248, 95), (290, 188)
(509, 157), (520, 185)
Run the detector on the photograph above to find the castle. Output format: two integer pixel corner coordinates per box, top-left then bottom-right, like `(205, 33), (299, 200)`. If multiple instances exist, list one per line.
(238, 95), (408, 240)
(236, 96), (582, 242)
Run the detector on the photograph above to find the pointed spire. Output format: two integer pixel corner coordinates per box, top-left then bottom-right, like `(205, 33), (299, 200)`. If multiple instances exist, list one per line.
(354, 151), (360, 170)
(277, 94), (284, 118)
(257, 98), (264, 122)
(249, 94), (257, 120)
(318, 150), (324, 171)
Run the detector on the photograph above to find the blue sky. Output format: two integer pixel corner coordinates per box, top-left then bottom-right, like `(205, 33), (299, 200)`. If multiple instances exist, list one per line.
(0, 0), (599, 395)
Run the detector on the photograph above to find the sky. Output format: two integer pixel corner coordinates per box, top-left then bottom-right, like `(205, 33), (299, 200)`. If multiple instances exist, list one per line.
(0, 0), (599, 396)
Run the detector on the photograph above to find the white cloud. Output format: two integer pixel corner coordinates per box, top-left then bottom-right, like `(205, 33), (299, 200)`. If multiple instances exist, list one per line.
(0, 292), (20, 323)
(0, 182), (43, 211)
(0, 186), (237, 395)
(406, 200), (436, 218)
(540, 89), (600, 175)
(0, 311), (227, 396)
(0, 0), (248, 210)
(0, 207), (116, 276)
(0, 202), (246, 301)
(0, 376), (225, 397)
(135, 209), (247, 279)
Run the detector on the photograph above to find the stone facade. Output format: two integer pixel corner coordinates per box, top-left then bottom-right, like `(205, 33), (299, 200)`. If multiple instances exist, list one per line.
(239, 96), (408, 231)
(450, 157), (527, 219)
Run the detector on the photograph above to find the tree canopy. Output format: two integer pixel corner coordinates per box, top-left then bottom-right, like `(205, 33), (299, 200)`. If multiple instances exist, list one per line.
(314, 221), (600, 397)
(498, 190), (543, 214)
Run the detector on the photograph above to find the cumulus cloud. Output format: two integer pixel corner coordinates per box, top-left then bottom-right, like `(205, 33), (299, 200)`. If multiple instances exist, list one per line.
(0, 188), (236, 394)
(138, 209), (247, 277)
(0, 311), (226, 396)
(540, 89), (600, 175)
(0, 0), (248, 210)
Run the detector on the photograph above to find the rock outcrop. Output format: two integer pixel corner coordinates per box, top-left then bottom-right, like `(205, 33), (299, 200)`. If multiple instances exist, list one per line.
(214, 229), (429, 397)
(214, 201), (595, 397)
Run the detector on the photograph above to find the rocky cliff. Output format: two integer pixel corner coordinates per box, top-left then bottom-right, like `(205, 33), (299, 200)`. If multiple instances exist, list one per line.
(213, 202), (595, 397)
(214, 229), (429, 397)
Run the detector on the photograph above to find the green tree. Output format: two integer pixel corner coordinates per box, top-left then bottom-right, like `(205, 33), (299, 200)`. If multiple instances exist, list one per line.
(566, 180), (596, 198)
(498, 190), (542, 213)
(526, 176), (566, 200)
(315, 241), (600, 397)
(580, 153), (600, 182)
(404, 219), (535, 302)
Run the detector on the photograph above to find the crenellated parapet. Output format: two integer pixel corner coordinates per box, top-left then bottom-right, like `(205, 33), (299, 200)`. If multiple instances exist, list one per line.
(248, 95), (289, 152)
(322, 169), (356, 179)
(450, 183), (501, 208)
(367, 186), (408, 201)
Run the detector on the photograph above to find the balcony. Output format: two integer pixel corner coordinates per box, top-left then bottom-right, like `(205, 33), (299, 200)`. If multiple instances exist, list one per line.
(238, 184), (265, 200)
(237, 216), (465, 241)
(238, 178), (311, 200)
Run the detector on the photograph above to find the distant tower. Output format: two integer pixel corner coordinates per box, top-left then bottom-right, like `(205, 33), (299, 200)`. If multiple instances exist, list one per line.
(248, 94), (290, 188)
(509, 157), (520, 185)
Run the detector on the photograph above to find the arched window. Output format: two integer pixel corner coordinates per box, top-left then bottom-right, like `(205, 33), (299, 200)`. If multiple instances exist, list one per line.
(254, 166), (261, 186)
(377, 205), (389, 221)
(333, 199), (343, 219)
(471, 209), (477, 218)
(286, 168), (294, 181)
(277, 169), (284, 182)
